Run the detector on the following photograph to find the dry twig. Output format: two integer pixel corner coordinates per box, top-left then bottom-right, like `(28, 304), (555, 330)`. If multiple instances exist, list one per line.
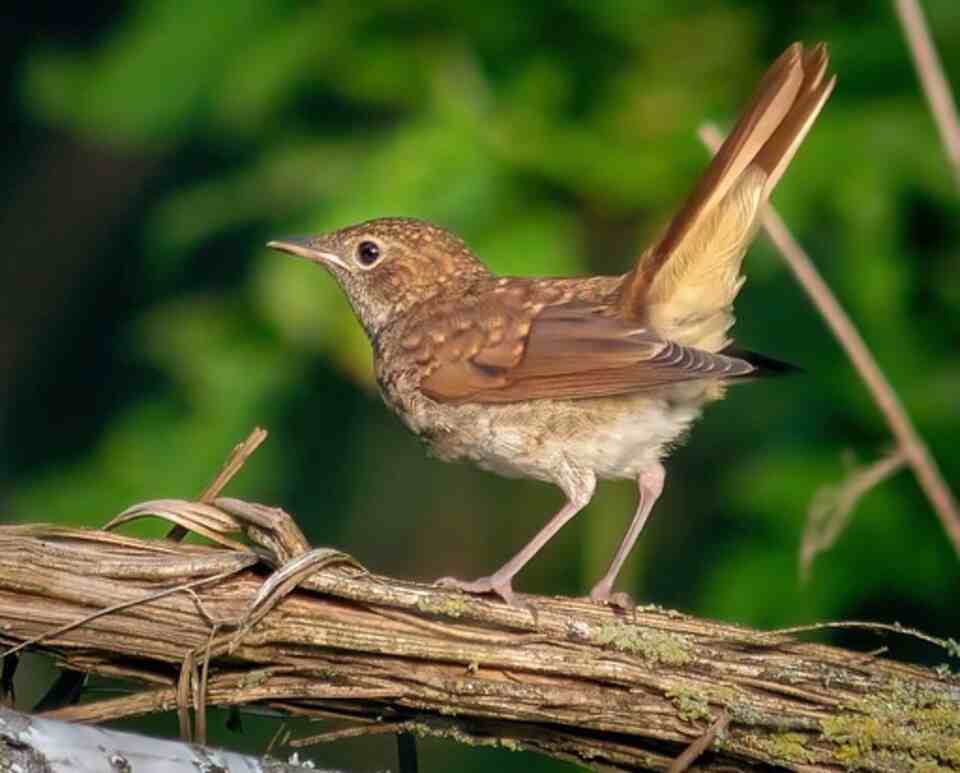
(166, 426), (269, 543)
(199, 427), (269, 503)
(800, 449), (907, 578)
(894, 0), (960, 190)
(667, 712), (730, 773)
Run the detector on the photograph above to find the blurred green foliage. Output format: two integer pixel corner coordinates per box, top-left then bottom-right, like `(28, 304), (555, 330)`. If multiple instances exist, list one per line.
(2, 1), (959, 769)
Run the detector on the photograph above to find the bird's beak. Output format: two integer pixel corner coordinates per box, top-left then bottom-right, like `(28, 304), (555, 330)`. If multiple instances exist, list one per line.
(266, 237), (350, 271)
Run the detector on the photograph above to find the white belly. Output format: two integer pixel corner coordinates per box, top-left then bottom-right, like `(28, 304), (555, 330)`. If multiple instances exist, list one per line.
(399, 389), (706, 485)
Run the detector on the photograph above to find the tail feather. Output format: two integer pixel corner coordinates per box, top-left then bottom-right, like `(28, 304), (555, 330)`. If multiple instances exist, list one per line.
(757, 44), (834, 197)
(620, 43), (836, 352)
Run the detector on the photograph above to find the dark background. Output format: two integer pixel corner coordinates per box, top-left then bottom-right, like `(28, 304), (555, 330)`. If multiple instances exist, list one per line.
(1, 1), (958, 770)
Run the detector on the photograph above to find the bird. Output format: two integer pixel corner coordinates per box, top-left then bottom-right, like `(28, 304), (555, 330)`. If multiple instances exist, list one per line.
(268, 43), (835, 607)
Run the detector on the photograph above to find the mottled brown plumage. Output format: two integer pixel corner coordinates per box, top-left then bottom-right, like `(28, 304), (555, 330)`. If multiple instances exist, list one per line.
(268, 43), (835, 606)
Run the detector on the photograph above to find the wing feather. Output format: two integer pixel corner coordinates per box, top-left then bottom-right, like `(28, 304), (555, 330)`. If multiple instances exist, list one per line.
(418, 302), (755, 404)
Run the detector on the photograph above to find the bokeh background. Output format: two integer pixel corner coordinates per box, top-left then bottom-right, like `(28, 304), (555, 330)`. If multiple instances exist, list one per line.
(2, 1), (958, 770)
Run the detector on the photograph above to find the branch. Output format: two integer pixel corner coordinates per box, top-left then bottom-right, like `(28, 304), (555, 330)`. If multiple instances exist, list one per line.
(699, 124), (960, 562)
(0, 502), (957, 772)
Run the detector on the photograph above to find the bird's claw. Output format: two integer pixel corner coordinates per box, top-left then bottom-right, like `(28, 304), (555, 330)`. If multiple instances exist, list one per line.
(435, 574), (517, 607)
(589, 580), (636, 611)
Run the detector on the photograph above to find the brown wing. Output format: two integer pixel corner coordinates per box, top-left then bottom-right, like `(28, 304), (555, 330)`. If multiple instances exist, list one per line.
(620, 43), (835, 352)
(415, 300), (756, 405)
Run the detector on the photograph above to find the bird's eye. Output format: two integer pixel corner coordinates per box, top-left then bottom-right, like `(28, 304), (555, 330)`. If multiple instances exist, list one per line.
(356, 241), (381, 266)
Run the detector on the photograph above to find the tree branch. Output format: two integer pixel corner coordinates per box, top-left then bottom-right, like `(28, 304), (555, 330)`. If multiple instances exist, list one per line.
(0, 501), (957, 771)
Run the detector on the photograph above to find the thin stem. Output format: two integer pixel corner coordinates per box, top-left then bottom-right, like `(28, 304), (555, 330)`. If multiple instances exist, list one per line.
(699, 124), (960, 558)
(894, 0), (960, 190)
(668, 712), (730, 773)
(168, 426), (268, 542)
(199, 426), (269, 503)
(801, 450), (908, 579)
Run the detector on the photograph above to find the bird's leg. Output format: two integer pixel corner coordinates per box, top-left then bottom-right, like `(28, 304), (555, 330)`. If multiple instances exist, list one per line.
(589, 463), (666, 604)
(437, 467), (596, 606)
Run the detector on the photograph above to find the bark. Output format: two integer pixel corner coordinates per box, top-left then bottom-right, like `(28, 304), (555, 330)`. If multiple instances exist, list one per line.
(0, 500), (957, 772)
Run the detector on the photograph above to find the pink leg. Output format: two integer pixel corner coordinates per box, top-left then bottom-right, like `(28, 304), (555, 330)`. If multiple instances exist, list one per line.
(438, 467), (596, 606)
(589, 464), (666, 604)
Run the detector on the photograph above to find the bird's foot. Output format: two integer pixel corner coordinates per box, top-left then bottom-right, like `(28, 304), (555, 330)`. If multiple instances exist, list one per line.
(435, 573), (518, 607)
(588, 579), (635, 611)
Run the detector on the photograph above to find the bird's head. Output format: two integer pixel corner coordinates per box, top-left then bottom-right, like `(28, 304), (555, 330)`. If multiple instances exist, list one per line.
(268, 217), (490, 337)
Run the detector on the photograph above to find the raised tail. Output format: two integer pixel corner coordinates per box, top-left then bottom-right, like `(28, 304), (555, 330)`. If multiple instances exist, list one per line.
(619, 43), (835, 352)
